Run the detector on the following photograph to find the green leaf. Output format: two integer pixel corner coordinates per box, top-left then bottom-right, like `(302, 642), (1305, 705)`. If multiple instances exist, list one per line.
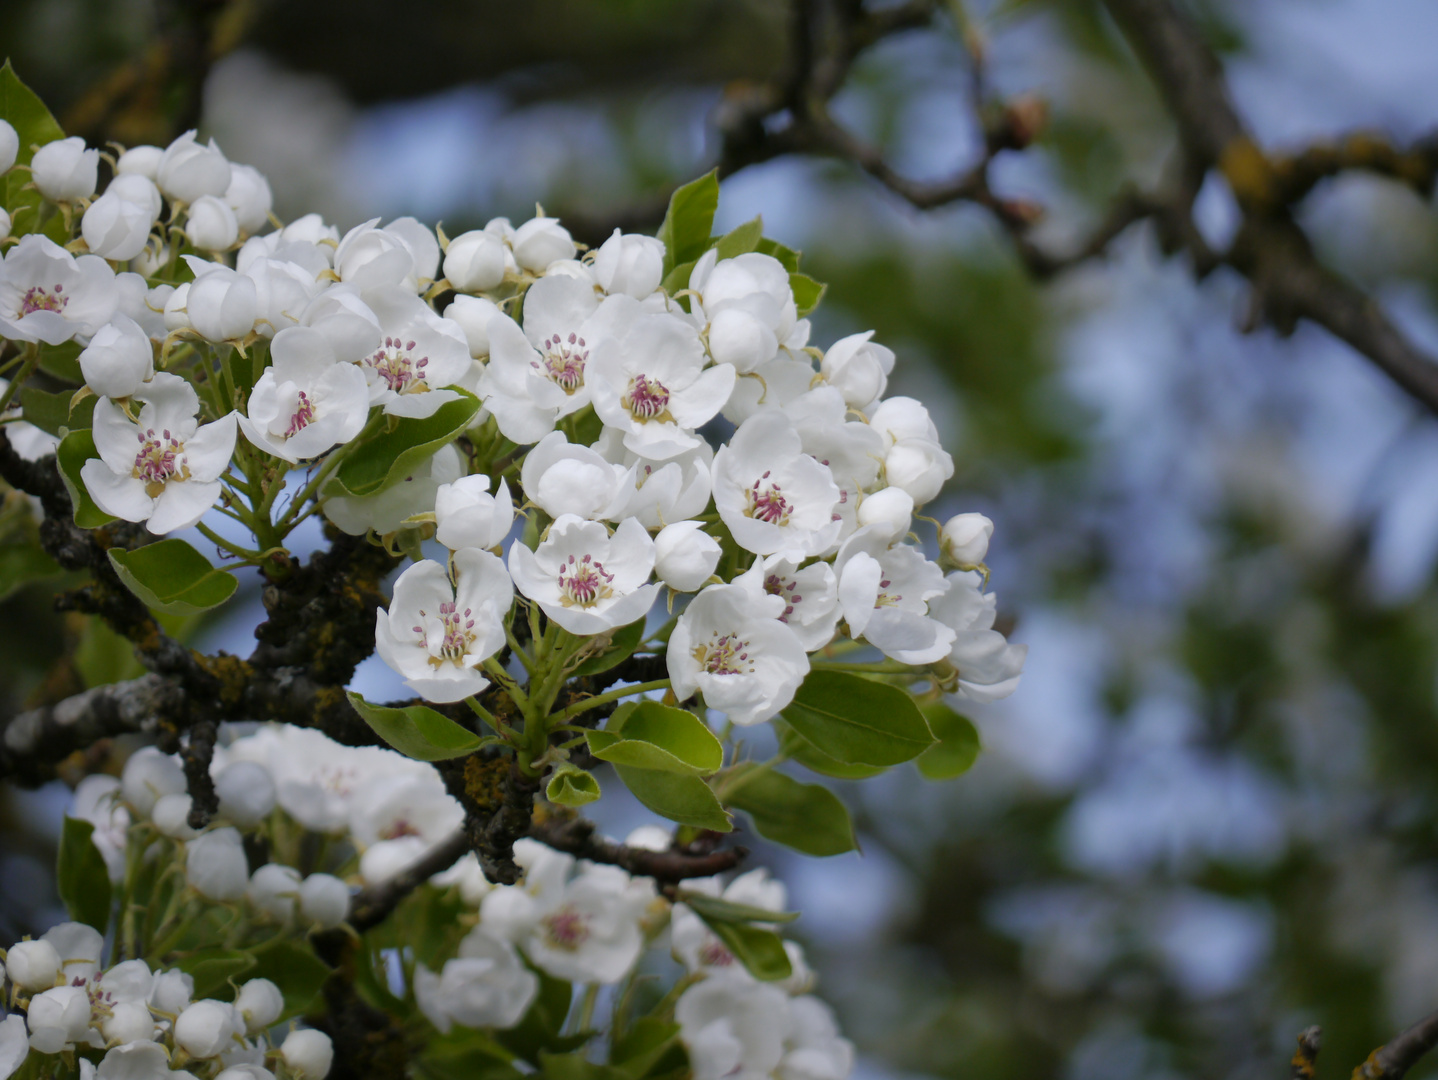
(776, 720), (887, 780)
(659, 258), (697, 308)
(496, 972), (583, 1064)
(175, 948), (257, 999)
(587, 701), (724, 775)
(246, 940), (333, 1022)
(37, 341), (84, 384)
(915, 701), (981, 780)
(0, 539), (61, 601)
(611, 1018), (682, 1079)
(570, 617), (646, 677)
(539, 1052), (631, 1080)
(74, 618), (145, 688)
(56, 817), (112, 932)
(422, 1029), (523, 1080)
(331, 393), (479, 498)
(108, 539), (239, 616)
(675, 890), (798, 925)
(56, 428), (115, 528)
(612, 765), (732, 832)
(0, 60), (65, 239)
(755, 237), (802, 273)
(780, 669), (934, 766)
(656, 170), (720, 276)
(721, 765), (857, 857)
(790, 272), (826, 317)
(713, 216), (764, 260)
(547, 765), (601, 807)
(346, 691), (493, 761)
(690, 912), (792, 982)
(19, 386), (92, 437)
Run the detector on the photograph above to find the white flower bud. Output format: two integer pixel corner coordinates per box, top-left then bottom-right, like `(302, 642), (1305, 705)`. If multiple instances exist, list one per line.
(79, 314), (153, 398)
(83, 193), (153, 261)
(26, 985), (91, 1051)
(214, 761), (276, 826)
(157, 130), (231, 203)
(511, 217), (575, 273)
(216, 1068), (276, 1080)
(434, 475), (514, 551)
(856, 486), (914, 541)
(153, 793), (200, 840)
(625, 824), (672, 851)
(116, 144), (164, 180)
(149, 968), (194, 1015)
(174, 999), (239, 1058)
(224, 164), (273, 234)
(186, 828), (248, 901)
(869, 396), (937, 448)
(122, 747), (186, 817)
(443, 230), (506, 292)
(883, 439), (953, 505)
(187, 195), (239, 252)
(654, 520), (722, 592)
(4, 938), (61, 990)
(101, 1000), (156, 1045)
(592, 229), (664, 298)
(300, 874), (350, 930)
(31, 137), (98, 202)
(821, 331), (894, 409)
(185, 264), (257, 342)
(0, 120), (17, 174)
(163, 281), (192, 332)
(706, 307), (777, 373)
(235, 978), (283, 1033)
(247, 864), (301, 922)
(106, 173), (163, 223)
(0, 207), (10, 242)
(443, 295), (502, 358)
(940, 512), (993, 566)
(280, 1029), (334, 1079)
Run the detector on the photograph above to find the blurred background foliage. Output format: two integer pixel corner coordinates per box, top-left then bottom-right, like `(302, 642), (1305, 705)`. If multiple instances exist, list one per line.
(5, 2), (1438, 1079)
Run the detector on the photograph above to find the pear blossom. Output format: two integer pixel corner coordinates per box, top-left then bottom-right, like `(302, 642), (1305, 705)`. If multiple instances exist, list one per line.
(113, 272), (172, 341)
(434, 474), (514, 551)
(79, 314), (153, 398)
(108, 173), (164, 222)
(0, 379), (56, 461)
(834, 527), (954, 665)
(733, 552), (841, 652)
(349, 772), (462, 865)
(676, 973), (791, 1080)
(0, 120), (17, 174)
(212, 762), (276, 827)
(444, 294), (503, 358)
(414, 927), (538, 1032)
(26, 985), (92, 1053)
(115, 144), (163, 179)
(672, 869), (788, 977)
(689, 250), (808, 373)
(82, 192), (154, 261)
(668, 582), (810, 725)
(443, 230), (507, 292)
(187, 195), (239, 251)
(299, 282), (381, 360)
(782, 997), (856, 1080)
(819, 330), (894, 409)
(100, 999), (156, 1046)
(0, 1017), (23, 1080)
(182, 261), (258, 343)
(713, 411), (842, 557)
(940, 512), (993, 567)
(279, 1029), (333, 1078)
(654, 520), (722, 592)
(154, 793), (200, 840)
(324, 443), (463, 537)
(247, 864), (302, 922)
(519, 430), (629, 520)
(70, 774), (130, 883)
(149, 968), (195, 1014)
(333, 217), (437, 293)
(0, 208), (9, 242)
(855, 486), (914, 542)
(509, 514), (659, 635)
(927, 570), (1027, 702)
(82, 373), (238, 534)
(224, 165), (273, 234)
(300, 874), (350, 929)
(157, 131), (231, 204)
(595, 429), (713, 528)
(374, 547), (512, 703)
(358, 287), (471, 418)
(0, 234), (119, 344)
(883, 436), (953, 505)
(235, 979), (283, 1034)
(592, 230), (665, 298)
(511, 216), (576, 273)
(41, 921), (103, 984)
(31, 136), (98, 202)
(238, 326), (369, 462)
(122, 747), (187, 816)
(721, 353), (816, 425)
(5, 938), (61, 991)
(175, 999), (240, 1058)
(186, 828), (249, 901)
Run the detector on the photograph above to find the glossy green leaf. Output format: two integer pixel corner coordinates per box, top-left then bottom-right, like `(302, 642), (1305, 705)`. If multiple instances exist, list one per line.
(916, 701), (981, 780)
(176, 949), (256, 999)
(691, 911), (792, 982)
(613, 764), (732, 832)
(331, 393), (478, 498)
(776, 720), (887, 780)
(790, 272), (826, 317)
(56, 817), (112, 932)
(780, 669), (934, 766)
(539, 1052), (631, 1080)
(755, 237), (802, 273)
(246, 940), (333, 1021)
(675, 889), (799, 925)
(656, 169), (720, 276)
(547, 765), (601, 807)
(19, 386), (93, 437)
(660, 258), (697, 308)
(347, 691), (492, 761)
(588, 701), (724, 775)
(108, 539), (239, 616)
(611, 1018), (683, 1079)
(721, 765), (857, 857)
(37, 341), (84, 383)
(0, 61), (65, 238)
(56, 428), (115, 528)
(570, 618), (646, 677)
(713, 216), (764, 260)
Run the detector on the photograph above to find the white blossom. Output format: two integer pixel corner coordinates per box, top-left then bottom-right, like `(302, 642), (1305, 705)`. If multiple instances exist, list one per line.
(819, 330), (893, 410)
(511, 216), (576, 273)
(509, 514), (659, 635)
(927, 570), (1027, 702)
(185, 828), (249, 902)
(279, 1030), (333, 1079)
(82, 193), (154, 262)
(594, 429), (713, 529)
(0, 120), (17, 174)
(149, 969), (195, 1015)
(32, 137), (98, 202)
(41, 922), (103, 984)
(157, 131), (231, 204)
(500, 863), (653, 985)
(358, 287), (471, 418)
(676, 973), (791, 1080)
(689, 250), (808, 373)
(153, 793), (200, 840)
(70, 774), (130, 883)
(592, 230), (665, 299)
(235, 979), (283, 1033)
(247, 864), (301, 922)
(224, 165), (273, 234)
(434, 474), (514, 551)
(26, 985), (93, 1053)
(780, 997), (855, 1080)
(654, 520), (722, 592)
(79, 314), (154, 398)
(443, 295), (503, 358)
(212, 762), (276, 826)
(238, 326), (369, 462)
(0, 1017), (23, 1080)
(855, 486), (914, 543)
(5, 938), (61, 991)
(713, 411), (841, 557)
(414, 927), (538, 1033)
(333, 217), (437, 293)
(443, 230), (507, 293)
(299, 874), (350, 929)
(519, 430), (628, 521)
(939, 512), (992, 567)
(115, 144), (163, 180)
(733, 552), (841, 653)
(324, 443), (462, 537)
(182, 261), (258, 343)
(113, 272), (172, 341)
(835, 527), (954, 665)
(174, 1000), (239, 1058)
(122, 747), (186, 817)
(0, 234), (119, 344)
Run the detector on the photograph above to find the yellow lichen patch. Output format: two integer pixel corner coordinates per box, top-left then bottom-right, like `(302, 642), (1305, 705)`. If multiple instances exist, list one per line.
(464, 755), (509, 811)
(192, 651), (253, 709)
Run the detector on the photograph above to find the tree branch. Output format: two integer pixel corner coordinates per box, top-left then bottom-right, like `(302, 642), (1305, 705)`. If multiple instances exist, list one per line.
(530, 815), (746, 883)
(346, 830), (472, 933)
(1290, 1025), (1321, 1080)
(1355, 1009), (1438, 1080)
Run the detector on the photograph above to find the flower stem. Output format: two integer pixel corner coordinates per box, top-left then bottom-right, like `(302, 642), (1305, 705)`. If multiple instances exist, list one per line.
(551, 679), (672, 725)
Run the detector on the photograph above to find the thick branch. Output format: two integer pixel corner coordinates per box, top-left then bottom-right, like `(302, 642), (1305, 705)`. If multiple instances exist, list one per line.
(1290, 1026), (1321, 1080)
(1355, 1009), (1438, 1080)
(530, 815), (747, 883)
(346, 830), (471, 933)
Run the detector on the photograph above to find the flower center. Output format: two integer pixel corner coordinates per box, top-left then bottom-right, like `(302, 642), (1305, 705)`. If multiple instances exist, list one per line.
(542, 905), (591, 951)
(691, 632), (754, 676)
(19, 283), (67, 317)
(132, 428), (189, 498)
(875, 577), (903, 607)
(557, 554), (614, 608)
(621, 373), (672, 422)
(764, 573), (802, 622)
(370, 336), (430, 395)
(414, 601), (477, 665)
(533, 333), (586, 393)
(698, 939), (737, 967)
(744, 472), (790, 526)
(285, 390), (317, 437)
(380, 817), (421, 840)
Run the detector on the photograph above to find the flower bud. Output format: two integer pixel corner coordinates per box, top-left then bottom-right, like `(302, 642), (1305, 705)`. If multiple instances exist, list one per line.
(0, 207), (10, 242)
(80, 314), (153, 398)
(236, 977), (284, 1033)
(82, 193), (153, 262)
(443, 295), (502, 358)
(186, 828), (248, 901)
(869, 396), (937, 447)
(163, 282), (192, 332)
(706, 307), (777, 373)
(653, 520), (722, 592)
(157, 130), (231, 203)
(31, 137), (98, 202)
(216, 1067), (276, 1080)
(443, 230), (507, 292)
(122, 747), (186, 817)
(174, 999), (239, 1058)
(592, 229), (664, 298)
(883, 439), (953, 505)
(187, 195), (239, 252)
(149, 968), (194, 1015)
(511, 217), (575, 273)
(4, 938), (61, 991)
(132, 241), (169, 279)
(434, 475), (513, 550)
(116, 144), (164, 180)
(940, 512), (993, 566)
(26, 986), (91, 1052)
(821, 331), (894, 409)
(247, 864), (301, 922)
(214, 761), (276, 826)
(0, 120), (17, 174)
(101, 1000), (156, 1045)
(153, 793), (200, 840)
(857, 486), (914, 541)
(106, 173), (163, 223)
(185, 264), (258, 342)
(299, 873), (351, 930)
(225, 164), (273, 234)
(280, 1029), (334, 1078)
